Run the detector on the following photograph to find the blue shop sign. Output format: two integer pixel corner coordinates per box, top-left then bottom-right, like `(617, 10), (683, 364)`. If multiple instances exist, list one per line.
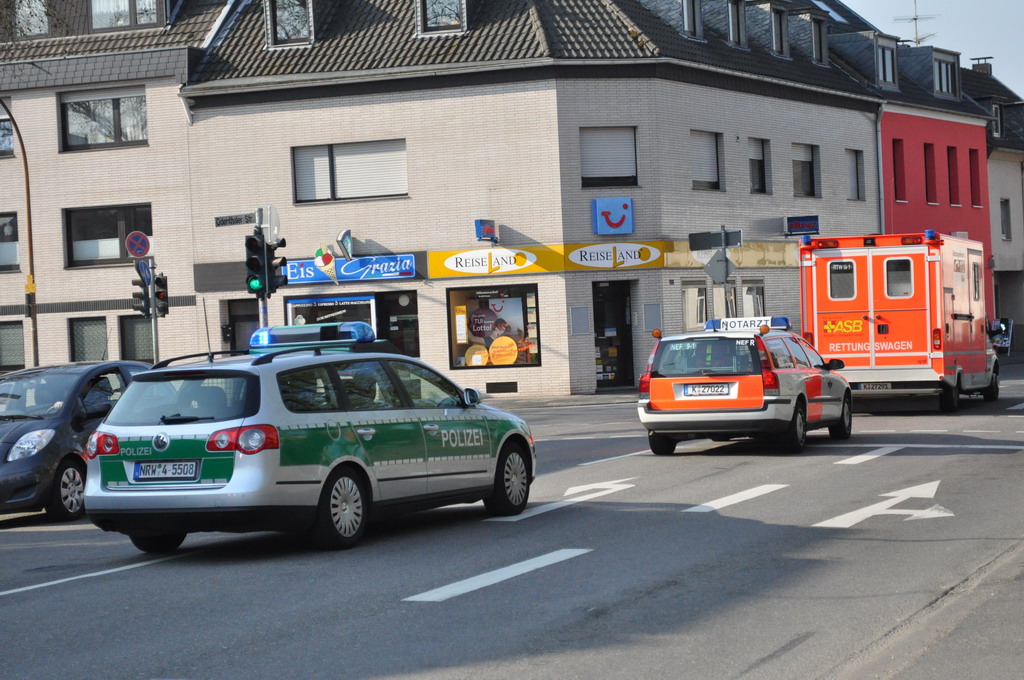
(786, 215), (820, 236)
(287, 254), (417, 284)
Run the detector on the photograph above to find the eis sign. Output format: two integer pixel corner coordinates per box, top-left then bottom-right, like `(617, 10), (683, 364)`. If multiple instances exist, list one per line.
(287, 254), (417, 284)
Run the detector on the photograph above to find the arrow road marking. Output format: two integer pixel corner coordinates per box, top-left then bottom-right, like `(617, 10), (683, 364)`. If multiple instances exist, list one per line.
(835, 446), (902, 465)
(1007, 402), (1024, 410)
(485, 478), (637, 523)
(683, 484), (789, 513)
(403, 549), (592, 602)
(814, 481), (954, 529)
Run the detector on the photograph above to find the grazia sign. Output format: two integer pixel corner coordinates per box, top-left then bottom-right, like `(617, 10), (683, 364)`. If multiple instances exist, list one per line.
(287, 254), (418, 283)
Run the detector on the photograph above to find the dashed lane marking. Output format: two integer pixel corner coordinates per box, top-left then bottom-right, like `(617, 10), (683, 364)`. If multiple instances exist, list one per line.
(683, 484), (789, 513)
(836, 446), (903, 465)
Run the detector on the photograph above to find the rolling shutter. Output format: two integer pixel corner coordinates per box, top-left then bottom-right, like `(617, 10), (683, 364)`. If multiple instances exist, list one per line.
(293, 145), (332, 201)
(333, 139), (408, 199)
(691, 131), (720, 187)
(580, 127), (636, 179)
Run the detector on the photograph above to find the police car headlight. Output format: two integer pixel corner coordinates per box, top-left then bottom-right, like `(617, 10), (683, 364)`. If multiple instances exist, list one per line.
(8, 429), (56, 462)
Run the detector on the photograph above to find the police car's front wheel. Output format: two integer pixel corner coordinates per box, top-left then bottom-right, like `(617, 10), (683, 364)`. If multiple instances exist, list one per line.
(310, 467), (368, 550)
(484, 443), (530, 516)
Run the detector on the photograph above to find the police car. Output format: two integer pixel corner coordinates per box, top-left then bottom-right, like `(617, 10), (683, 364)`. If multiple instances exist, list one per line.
(637, 317), (852, 454)
(84, 322), (535, 553)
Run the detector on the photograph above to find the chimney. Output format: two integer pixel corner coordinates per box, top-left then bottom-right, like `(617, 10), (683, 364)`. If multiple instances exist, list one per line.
(971, 57), (993, 75)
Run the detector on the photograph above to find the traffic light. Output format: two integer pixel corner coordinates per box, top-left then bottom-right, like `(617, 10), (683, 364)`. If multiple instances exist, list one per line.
(153, 273), (169, 317)
(245, 228), (267, 297)
(266, 237), (288, 297)
(131, 278), (151, 318)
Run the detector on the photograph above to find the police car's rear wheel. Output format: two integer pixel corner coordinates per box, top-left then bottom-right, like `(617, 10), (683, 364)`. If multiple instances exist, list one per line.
(484, 443), (530, 516)
(310, 467), (368, 550)
(780, 401), (807, 453)
(129, 533), (186, 554)
(648, 432), (679, 456)
(828, 395), (853, 440)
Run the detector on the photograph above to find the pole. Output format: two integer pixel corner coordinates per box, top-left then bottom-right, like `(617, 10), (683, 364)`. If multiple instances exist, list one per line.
(149, 256), (159, 363)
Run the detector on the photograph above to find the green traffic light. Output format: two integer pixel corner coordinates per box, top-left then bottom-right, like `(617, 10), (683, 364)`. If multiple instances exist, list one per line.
(247, 276), (265, 292)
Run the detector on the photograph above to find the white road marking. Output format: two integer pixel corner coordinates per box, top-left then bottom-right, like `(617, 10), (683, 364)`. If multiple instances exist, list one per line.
(819, 443), (1023, 450)
(683, 484), (788, 513)
(403, 549), (592, 602)
(857, 430), (895, 434)
(963, 430), (1000, 433)
(487, 478), (637, 522)
(835, 446), (903, 465)
(3, 523), (100, 533)
(1007, 402), (1024, 410)
(578, 450), (648, 466)
(910, 429), (948, 433)
(539, 433), (642, 442)
(814, 481), (953, 529)
(0, 554), (188, 598)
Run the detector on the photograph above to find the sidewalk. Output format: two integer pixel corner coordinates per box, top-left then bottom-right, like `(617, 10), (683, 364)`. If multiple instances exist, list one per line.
(483, 386), (637, 411)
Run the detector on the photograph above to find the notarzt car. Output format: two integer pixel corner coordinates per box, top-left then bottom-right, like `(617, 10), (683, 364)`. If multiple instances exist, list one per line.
(84, 322), (535, 553)
(637, 317), (852, 454)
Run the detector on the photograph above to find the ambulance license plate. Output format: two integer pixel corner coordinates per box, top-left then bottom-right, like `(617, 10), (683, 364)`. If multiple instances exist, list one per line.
(134, 461), (200, 482)
(859, 383), (891, 390)
(683, 384), (730, 396)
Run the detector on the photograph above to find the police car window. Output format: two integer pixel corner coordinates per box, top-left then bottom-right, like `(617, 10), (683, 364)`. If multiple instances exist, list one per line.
(105, 374), (257, 426)
(334, 361), (403, 411)
(829, 261), (855, 300)
(654, 338), (758, 376)
(797, 338), (825, 367)
(278, 366), (341, 413)
(765, 338), (795, 369)
(388, 361), (463, 408)
(885, 258), (913, 298)
(782, 338), (811, 368)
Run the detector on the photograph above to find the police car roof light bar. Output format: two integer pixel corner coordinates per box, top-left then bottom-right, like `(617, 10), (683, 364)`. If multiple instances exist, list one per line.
(249, 321), (376, 349)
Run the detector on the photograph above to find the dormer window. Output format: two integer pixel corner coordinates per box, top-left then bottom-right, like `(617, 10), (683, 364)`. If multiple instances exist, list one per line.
(992, 103), (1003, 137)
(877, 42), (897, 87)
(90, 0), (159, 30)
(421, 0), (464, 33)
(682, 0), (703, 39)
(933, 57), (958, 96)
(771, 8), (788, 56)
(811, 18), (827, 63)
(727, 0), (746, 46)
(16, 0), (49, 37)
(270, 0), (310, 45)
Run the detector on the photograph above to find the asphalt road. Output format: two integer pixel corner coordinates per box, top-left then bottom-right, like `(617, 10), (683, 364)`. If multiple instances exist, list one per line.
(3, 364), (1024, 680)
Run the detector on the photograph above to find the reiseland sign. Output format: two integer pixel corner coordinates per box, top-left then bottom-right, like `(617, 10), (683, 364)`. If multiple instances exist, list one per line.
(427, 242), (669, 278)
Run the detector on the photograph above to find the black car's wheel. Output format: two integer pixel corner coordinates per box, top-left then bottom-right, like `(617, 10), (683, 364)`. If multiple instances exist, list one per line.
(129, 533), (186, 554)
(780, 401), (807, 453)
(484, 442), (531, 516)
(45, 457), (86, 522)
(648, 432), (679, 456)
(309, 466), (369, 550)
(828, 395), (853, 440)
(981, 370), (1000, 402)
(939, 377), (961, 412)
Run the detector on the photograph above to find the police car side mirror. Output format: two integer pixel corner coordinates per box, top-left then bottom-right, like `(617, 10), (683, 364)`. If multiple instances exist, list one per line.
(463, 387), (483, 407)
(825, 358), (845, 371)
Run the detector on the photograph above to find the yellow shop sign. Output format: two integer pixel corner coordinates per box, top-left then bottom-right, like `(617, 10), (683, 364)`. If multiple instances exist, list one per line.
(564, 242), (665, 270)
(429, 246), (564, 278)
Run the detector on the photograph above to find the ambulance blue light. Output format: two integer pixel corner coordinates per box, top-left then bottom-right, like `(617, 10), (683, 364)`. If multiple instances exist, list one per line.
(801, 235), (812, 246)
(924, 229), (937, 241)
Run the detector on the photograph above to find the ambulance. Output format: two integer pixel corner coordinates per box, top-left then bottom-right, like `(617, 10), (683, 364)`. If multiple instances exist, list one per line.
(798, 230), (999, 411)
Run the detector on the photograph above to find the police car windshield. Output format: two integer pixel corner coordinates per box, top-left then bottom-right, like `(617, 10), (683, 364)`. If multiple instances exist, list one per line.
(106, 372), (258, 426)
(653, 337), (759, 377)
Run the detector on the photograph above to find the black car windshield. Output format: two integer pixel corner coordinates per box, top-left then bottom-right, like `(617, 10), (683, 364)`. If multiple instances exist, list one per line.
(653, 336), (760, 377)
(105, 372), (259, 426)
(0, 374), (78, 417)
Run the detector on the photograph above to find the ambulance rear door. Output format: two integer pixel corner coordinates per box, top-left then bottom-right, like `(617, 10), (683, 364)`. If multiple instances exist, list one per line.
(868, 248), (931, 371)
(810, 249), (874, 367)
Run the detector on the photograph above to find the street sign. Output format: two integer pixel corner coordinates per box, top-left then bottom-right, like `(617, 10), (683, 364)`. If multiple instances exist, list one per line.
(704, 249), (735, 285)
(215, 213), (257, 227)
(125, 231), (151, 258)
(134, 258), (152, 286)
(688, 228), (742, 252)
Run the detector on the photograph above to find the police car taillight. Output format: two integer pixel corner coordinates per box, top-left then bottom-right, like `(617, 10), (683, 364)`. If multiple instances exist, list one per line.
(86, 431), (119, 459)
(206, 425), (279, 455)
(754, 337), (780, 395)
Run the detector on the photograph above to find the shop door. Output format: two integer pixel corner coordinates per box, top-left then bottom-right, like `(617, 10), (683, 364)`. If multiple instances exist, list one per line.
(228, 300), (260, 351)
(593, 281), (634, 388)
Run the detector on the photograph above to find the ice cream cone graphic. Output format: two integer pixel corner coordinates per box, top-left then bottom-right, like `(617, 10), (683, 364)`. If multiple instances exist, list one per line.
(314, 243), (340, 284)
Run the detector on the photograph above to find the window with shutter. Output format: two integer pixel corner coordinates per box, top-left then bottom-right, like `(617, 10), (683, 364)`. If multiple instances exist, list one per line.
(580, 127), (637, 187)
(846, 149), (864, 200)
(691, 131), (721, 191)
(792, 143), (817, 197)
(748, 138), (768, 194)
(0, 321), (24, 372)
(292, 139), (408, 202)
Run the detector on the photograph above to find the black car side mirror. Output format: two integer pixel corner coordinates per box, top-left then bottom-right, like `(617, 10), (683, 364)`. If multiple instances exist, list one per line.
(826, 358), (845, 371)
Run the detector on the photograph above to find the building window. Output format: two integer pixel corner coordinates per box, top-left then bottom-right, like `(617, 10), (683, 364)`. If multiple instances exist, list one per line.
(969, 148), (982, 207)
(811, 18), (827, 63)
(771, 8), (788, 56)
(992, 103), (1003, 138)
(727, 0), (745, 45)
(743, 284), (765, 316)
(420, 0), (463, 32)
(91, 0), (159, 30)
(0, 322), (25, 371)
(947, 146), (960, 205)
(270, 0), (310, 45)
(66, 204), (151, 267)
(933, 58), (957, 96)
(691, 131), (722, 191)
(972, 262), (981, 302)
(580, 127), (637, 188)
(682, 284), (707, 331)
(0, 213), (18, 271)
(924, 143), (937, 204)
(829, 261), (855, 301)
(1, 105), (14, 157)
(293, 139), (408, 202)
(846, 149), (864, 200)
(119, 316), (153, 362)
(61, 89), (147, 151)
(69, 318), (107, 362)
(893, 138), (907, 202)
(1001, 199), (1012, 240)
(748, 138), (769, 194)
(447, 285), (540, 369)
(792, 143), (818, 197)
(682, 0), (702, 38)
(877, 44), (896, 86)
(16, 0), (49, 36)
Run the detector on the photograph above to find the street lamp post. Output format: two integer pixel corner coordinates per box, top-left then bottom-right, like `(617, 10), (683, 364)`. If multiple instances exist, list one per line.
(0, 98), (39, 367)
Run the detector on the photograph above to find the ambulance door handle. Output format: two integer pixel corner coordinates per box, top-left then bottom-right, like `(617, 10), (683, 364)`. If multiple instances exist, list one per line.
(422, 424), (440, 435)
(355, 427), (376, 440)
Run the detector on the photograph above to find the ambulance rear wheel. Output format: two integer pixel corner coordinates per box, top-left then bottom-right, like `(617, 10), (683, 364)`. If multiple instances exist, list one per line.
(310, 466), (368, 550)
(981, 370), (1000, 402)
(484, 442), (530, 516)
(648, 432), (679, 456)
(780, 401), (807, 453)
(939, 378), (961, 412)
(829, 395), (853, 440)
(129, 533), (186, 554)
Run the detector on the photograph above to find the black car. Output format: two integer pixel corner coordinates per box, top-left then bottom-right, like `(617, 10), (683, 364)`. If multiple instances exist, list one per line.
(0, 361), (149, 521)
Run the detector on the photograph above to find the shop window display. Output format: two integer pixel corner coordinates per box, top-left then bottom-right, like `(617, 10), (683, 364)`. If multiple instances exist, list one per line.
(448, 285), (540, 368)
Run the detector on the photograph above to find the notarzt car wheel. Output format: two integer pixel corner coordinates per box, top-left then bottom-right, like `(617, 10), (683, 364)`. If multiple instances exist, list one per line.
(129, 533), (186, 554)
(484, 442), (530, 516)
(828, 395), (853, 440)
(780, 401), (807, 453)
(310, 466), (369, 550)
(648, 432), (679, 456)
(46, 458), (86, 522)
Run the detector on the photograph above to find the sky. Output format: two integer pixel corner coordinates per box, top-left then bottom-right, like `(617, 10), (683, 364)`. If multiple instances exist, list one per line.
(842, 0), (1024, 98)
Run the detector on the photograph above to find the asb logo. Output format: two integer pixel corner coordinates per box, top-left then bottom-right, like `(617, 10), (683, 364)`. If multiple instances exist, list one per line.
(823, 319), (864, 334)
(567, 243), (661, 269)
(592, 198), (635, 235)
(442, 248), (537, 275)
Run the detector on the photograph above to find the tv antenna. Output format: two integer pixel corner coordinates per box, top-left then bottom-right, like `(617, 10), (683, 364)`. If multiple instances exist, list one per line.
(894, 0), (939, 46)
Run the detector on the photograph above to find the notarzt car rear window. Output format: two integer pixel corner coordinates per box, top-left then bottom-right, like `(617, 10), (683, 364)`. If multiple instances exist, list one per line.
(105, 371), (259, 425)
(829, 261), (855, 300)
(653, 337), (759, 377)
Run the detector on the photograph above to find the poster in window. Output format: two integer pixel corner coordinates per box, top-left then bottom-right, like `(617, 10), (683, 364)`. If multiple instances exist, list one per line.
(448, 284), (540, 368)
(286, 295), (376, 328)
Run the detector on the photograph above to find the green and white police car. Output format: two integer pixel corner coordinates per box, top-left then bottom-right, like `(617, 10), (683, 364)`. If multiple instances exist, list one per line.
(84, 322), (535, 553)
